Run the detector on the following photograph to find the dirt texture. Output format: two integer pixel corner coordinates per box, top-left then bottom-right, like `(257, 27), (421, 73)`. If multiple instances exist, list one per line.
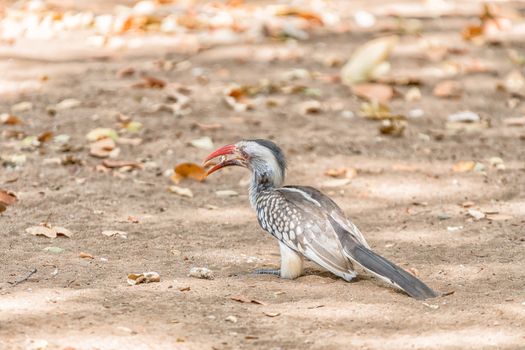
(1, 1), (525, 349)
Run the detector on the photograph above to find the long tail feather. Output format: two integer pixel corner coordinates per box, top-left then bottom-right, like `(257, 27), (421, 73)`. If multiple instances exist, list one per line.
(328, 217), (439, 300)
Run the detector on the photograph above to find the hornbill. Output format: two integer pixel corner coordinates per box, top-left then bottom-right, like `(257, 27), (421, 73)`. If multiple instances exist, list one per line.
(204, 139), (439, 300)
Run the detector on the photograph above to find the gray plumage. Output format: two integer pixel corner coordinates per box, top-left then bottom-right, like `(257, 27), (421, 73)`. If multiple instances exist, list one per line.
(205, 139), (439, 300)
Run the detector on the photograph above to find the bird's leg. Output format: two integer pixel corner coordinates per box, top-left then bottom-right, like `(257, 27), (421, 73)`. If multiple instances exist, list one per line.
(253, 269), (281, 276)
(279, 241), (304, 279)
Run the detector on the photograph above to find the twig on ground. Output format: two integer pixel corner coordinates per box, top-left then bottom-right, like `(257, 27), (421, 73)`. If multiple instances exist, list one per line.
(11, 268), (37, 287)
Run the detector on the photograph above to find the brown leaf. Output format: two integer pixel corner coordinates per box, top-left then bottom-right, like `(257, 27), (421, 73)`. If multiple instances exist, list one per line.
(102, 159), (143, 169)
(359, 102), (405, 121)
(117, 66), (135, 78)
(2, 130), (26, 139)
(351, 83), (393, 104)
(298, 100), (323, 115)
(485, 213), (513, 221)
(127, 216), (140, 224)
(54, 226), (73, 238)
(223, 86), (255, 112)
(90, 138), (116, 158)
(102, 230), (128, 239)
(324, 168), (347, 178)
(263, 312), (281, 317)
(26, 226), (57, 238)
(462, 25), (483, 40)
(230, 295), (267, 305)
(341, 36), (399, 85)
(452, 161), (475, 173)
(0, 189), (17, 206)
(127, 272), (161, 285)
(172, 163), (207, 183)
(379, 119), (406, 137)
(503, 116), (525, 126)
(230, 295), (251, 303)
(433, 80), (462, 98)
(79, 252), (94, 259)
(275, 7), (323, 25)
(37, 131), (54, 143)
(26, 224), (72, 238)
(132, 76), (166, 89)
(194, 123), (223, 131)
(0, 113), (24, 125)
(179, 286), (191, 292)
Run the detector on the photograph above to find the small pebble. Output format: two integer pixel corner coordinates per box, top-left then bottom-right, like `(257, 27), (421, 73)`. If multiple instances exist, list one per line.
(188, 267), (215, 280)
(225, 315), (238, 323)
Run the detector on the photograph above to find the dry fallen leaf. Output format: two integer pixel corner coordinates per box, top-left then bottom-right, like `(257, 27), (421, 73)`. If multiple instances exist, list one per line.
(172, 163), (206, 184)
(433, 80), (463, 98)
(275, 7), (323, 25)
(503, 116), (525, 126)
(102, 159), (143, 169)
(127, 271), (161, 285)
(298, 100), (323, 115)
(194, 123), (222, 131)
(324, 168), (357, 179)
(0, 113), (24, 125)
(351, 83), (393, 104)
(102, 230), (128, 239)
(132, 76), (166, 89)
(26, 224), (73, 238)
(86, 128), (119, 142)
(169, 185), (194, 198)
(38, 131), (54, 143)
(498, 70), (525, 96)
(223, 86), (255, 112)
(79, 252), (94, 259)
(230, 295), (267, 305)
(55, 98), (81, 110)
(486, 213), (513, 221)
(321, 178), (351, 188)
(189, 137), (214, 150)
(324, 168), (347, 178)
(359, 102), (405, 121)
(379, 119), (406, 137)
(452, 161), (476, 173)
(0, 189), (17, 206)
(263, 312), (281, 317)
(341, 36), (398, 85)
(90, 138), (117, 158)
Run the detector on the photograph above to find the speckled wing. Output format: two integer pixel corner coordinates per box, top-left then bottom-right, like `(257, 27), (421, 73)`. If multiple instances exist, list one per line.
(271, 187), (357, 281)
(283, 186), (370, 248)
(274, 186), (438, 299)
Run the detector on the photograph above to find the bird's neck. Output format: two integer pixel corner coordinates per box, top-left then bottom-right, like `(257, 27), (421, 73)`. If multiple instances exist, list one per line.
(248, 170), (282, 208)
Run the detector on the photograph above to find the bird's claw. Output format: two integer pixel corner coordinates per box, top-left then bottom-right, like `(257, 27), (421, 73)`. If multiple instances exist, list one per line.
(253, 269), (281, 276)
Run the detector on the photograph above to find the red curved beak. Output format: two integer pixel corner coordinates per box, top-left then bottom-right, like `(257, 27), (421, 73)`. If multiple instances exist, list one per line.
(203, 144), (246, 177)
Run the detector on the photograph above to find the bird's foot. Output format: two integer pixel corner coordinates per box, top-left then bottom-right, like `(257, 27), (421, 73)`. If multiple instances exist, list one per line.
(253, 269), (281, 276)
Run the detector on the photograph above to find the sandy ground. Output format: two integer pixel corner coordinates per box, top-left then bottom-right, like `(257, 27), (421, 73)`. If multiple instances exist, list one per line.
(1, 1), (525, 349)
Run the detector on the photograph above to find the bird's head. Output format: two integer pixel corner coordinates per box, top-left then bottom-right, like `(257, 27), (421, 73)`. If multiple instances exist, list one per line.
(203, 139), (286, 187)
